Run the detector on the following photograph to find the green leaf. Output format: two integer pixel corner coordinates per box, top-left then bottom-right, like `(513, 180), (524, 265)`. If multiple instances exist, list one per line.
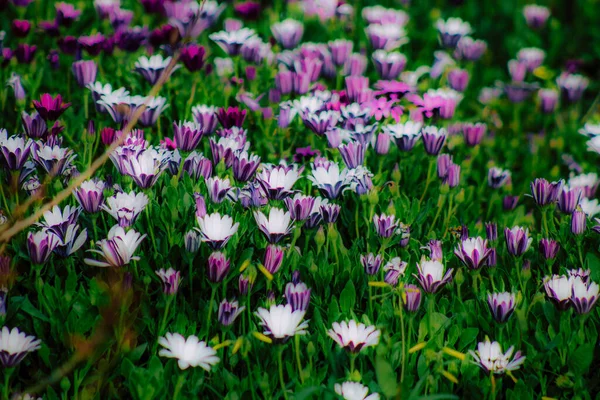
(376, 355), (399, 398)
(20, 296), (50, 322)
(568, 343), (594, 374)
(339, 280), (356, 313)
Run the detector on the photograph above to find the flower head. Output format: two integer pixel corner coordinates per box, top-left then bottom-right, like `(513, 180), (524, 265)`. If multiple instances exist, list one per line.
(84, 225), (146, 267)
(414, 258), (453, 293)
(469, 339), (525, 374)
(255, 304), (308, 342)
(0, 326), (41, 367)
(158, 333), (219, 370)
(254, 208), (294, 243)
(487, 292), (516, 323)
(454, 237), (493, 270)
(196, 212), (239, 249)
(328, 320), (380, 353)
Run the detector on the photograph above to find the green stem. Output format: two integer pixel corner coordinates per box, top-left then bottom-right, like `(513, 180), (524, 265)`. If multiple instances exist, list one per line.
(205, 286), (217, 338)
(419, 159), (435, 206)
(399, 294), (406, 384)
(172, 373), (186, 400)
(294, 335), (304, 384)
(277, 346), (289, 400)
(159, 295), (173, 337)
(3, 368), (13, 400)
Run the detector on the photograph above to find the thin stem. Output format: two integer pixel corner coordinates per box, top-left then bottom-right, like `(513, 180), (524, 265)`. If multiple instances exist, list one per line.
(277, 345), (289, 400)
(3, 368), (13, 400)
(159, 295), (174, 337)
(172, 373), (186, 400)
(294, 335), (304, 384)
(205, 286), (217, 338)
(399, 294), (406, 384)
(419, 159), (435, 206)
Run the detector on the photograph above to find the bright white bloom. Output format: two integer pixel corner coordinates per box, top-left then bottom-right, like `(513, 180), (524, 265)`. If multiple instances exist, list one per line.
(579, 123), (600, 138)
(469, 339), (525, 374)
(84, 225), (146, 267)
(544, 275), (574, 309)
(436, 17), (472, 36)
(255, 304), (308, 341)
(414, 258), (453, 293)
(256, 163), (303, 200)
(196, 212), (239, 249)
(158, 333), (219, 370)
(102, 191), (149, 227)
(328, 320), (380, 353)
(587, 136), (600, 154)
(253, 208), (294, 243)
(580, 198), (600, 216)
(334, 381), (380, 400)
(0, 327), (42, 367)
(308, 162), (351, 199)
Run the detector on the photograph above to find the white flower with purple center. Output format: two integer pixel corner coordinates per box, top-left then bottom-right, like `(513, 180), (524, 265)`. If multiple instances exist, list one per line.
(254, 208), (294, 244)
(414, 257), (453, 293)
(487, 292), (516, 323)
(454, 237), (493, 270)
(469, 339), (525, 375)
(255, 163), (303, 200)
(255, 304), (308, 342)
(102, 190), (149, 227)
(84, 225), (146, 267)
(196, 212), (239, 249)
(271, 19), (304, 49)
(0, 327), (41, 367)
(134, 54), (179, 85)
(308, 162), (351, 199)
(158, 333), (219, 370)
(334, 381), (380, 400)
(328, 320), (380, 353)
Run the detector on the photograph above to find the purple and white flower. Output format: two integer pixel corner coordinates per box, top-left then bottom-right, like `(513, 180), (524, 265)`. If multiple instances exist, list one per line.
(328, 320), (380, 353)
(196, 213), (239, 249)
(414, 257), (453, 293)
(254, 208), (294, 243)
(469, 339), (525, 374)
(84, 225), (146, 267)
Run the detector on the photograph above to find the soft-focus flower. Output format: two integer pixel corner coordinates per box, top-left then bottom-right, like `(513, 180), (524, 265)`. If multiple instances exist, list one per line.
(32, 93), (71, 121)
(0, 326), (41, 367)
(134, 55), (179, 85)
(271, 19), (304, 49)
(360, 253), (383, 275)
(421, 126), (447, 155)
(544, 275), (573, 310)
(487, 292), (516, 323)
(207, 251), (230, 283)
(328, 320), (380, 353)
(414, 258), (453, 293)
(84, 225), (146, 267)
(539, 238), (559, 260)
(383, 257), (407, 286)
(403, 284), (422, 312)
(436, 18), (472, 48)
(469, 339), (525, 374)
(158, 333), (219, 370)
(72, 60), (97, 88)
(524, 5), (550, 29)
(571, 210), (587, 235)
(383, 121), (422, 151)
(255, 304), (308, 342)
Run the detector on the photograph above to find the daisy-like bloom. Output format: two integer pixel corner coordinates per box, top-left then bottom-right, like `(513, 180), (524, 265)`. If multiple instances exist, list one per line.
(55, 2), (81, 26)
(523, 5), (550, 29)
(122, 148), (169, 189)
(544, 275), (574, 310)
(557, 73), (589, 103)
(27, 230), (60, 264)
(487, 292), (516, 323)
(206, 251), (230, 283)
(372, 213), (400, 238)
(365, 23), (408, 51)
(571, 276), (599, 314)
(74, 179), (105, 213)
(557, 185), (583, 214)
(454, 36), (487, 61)
(0, 134), (32, 171)
(102, 191), (149, 227)
(372, 50), (406, 80)
(31, 143), (76, 176)
(254, 208), (294, 244)
(32, 93), (71, 121)
(283, 194), (315, 221)
(183, 151), (213, 181)
(414, 257), (453, 294)
(285, 280), (311, 312)
(580, 198), (600, 216)
(360, 253), (383, 276)
(308, 162), (351, 199)
(504, 227), (532, 257)
(158, 333), (219, 370)
(320, 202), (341, 224)
(517, 47), (545, 72)
(338, 141), (365, 169)
(469, 339), (525, 375)
(191, 105), (218, 134)
(134, 55), (179, 85)
(138, 96), (169, 127)
(255, 163), (303, 200)
(218, 299), (245, 326)
(539, 238), (559, 260)
(84, 225), (146, 267)
(383, 257), (407, 286)
(301, 110), (340, 136)
(155, 268), (181, 295)
(328, 320), (380, 353)
(454, 237), (493, 270)
(421, 126), (447, 156)
(210, 28), (256, 56)
(172, 121), (204, 152)
(488, 167), (511, 189)
(255, 304), (308, 343)
(196, 212), (239, 249)
(232, 150), (261, 183)
(206, 177), (232, 204)
(21, 111), (48, 139)
(0, 326), (42, 367)
(568, 172), (599, 198)
(271, 19), (304, 49)
(334, 381), (380, 400)
(436, 18), (472, 48)
(383, 121), (422, 152)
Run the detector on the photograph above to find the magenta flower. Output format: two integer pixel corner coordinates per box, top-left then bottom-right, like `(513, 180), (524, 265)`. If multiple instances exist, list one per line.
(33, 93), (71, 121)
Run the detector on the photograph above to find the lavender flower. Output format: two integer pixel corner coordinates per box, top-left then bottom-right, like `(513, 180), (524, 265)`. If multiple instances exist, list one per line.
(156, 268), (181, 294)
(207, 251), (230, 283)
(454, 237), (493, 270)
(414, 258), (453, 293)
(218, 299), (245, 326)
(487, 292), (516, 323)
(84, 225), (146, 267)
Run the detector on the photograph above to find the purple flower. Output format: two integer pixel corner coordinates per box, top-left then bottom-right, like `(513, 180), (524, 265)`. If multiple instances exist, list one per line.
(79, 33), (105, 56)
(283, 281), (311, 313)
(403, 284), (422, 311)
(454, 237), (493, 270)
(504, 227), (532, 257)
(503, 195), (520, 211)
(192, 105), (218, 134)
(571, 277), (599, 314)
(0, 135), (31, 171)
(539, 238), (559, 260)
(538, 89), (559, 114)
(301, 110), (340, 136)
(14, 43), (36, 64)
(571, 210), (587, 235)
(232, 150), (260, 182)
(134, 55), (179, 85)
(71, 60), (97, 88)
(254, 208), (293, 243)
(373, 213), (400, 238)
(421, 126), (447, 155)
(180, 44), (206, 72)
(210, 28), (256, 56)
(11, 20), (31, 37)
(505, 82), (539, 103)
(383, 121), (422, 151)
(487, 292), (516, 323)
(155, 268), (181, 295)
(338, 141), (365, 169)
(74, 179), (105, 213)
(436, 18), (472, 48)
(263, 244), (284, 274)
(442, 163), (461, 188)
(116, 26), (148, 52)
(320, 203), (341, 224)
(173, 121), (204, 151)
(345, 76), (371, 103)
(485, 223), (498, 242)
(33, 93), (71, 121)
(342, 53), (368, 77)
(372, 50), (406, 80)
(530, 178), (562, 206)
(256, 163), (303, 200)
(557, 186), (583, 214)
(361, 253), (383, 275)
(206, 177), (232, 204)
(271, 19), (304, 49)
(448, 68), (470, 92)
(207, 251), (230, 283)
(383, 257), (407, 286)
(365, 23), (408, 51)
(462, 123), (486, 147)
(523, 5), (550, 29)
(183, 152), (213, 181)
(517, 48), (545, 72)
(557, 73), (589, 103)
(454, 36), (487, 61)
(284, 194), (316, 221)
(27, 230), (60, 264)
(31, 143), (76, 176)
(184, 230), (201, 253)
(55, 2), (81, 26)
(328, 39), (353, 66)
(544, 275), (573, 310)
(487, 167), (511, 189)
(414, 258), (453, 294)
(217, 106), (247, 129)
(218, 299), (245, 326)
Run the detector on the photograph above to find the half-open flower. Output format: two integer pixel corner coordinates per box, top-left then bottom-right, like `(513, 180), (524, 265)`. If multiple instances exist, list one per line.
(454, 237), (492, 270)
(328, 320), (380, 353)
(254, 208), (293, 243)
(196, 212), (239, 249)
(0, 326), (42, 367)
(255, 304), (308, 342)
(84, 225), (146, 267)
(158, 333), (219, 370)
(469, 339), (525, 375)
